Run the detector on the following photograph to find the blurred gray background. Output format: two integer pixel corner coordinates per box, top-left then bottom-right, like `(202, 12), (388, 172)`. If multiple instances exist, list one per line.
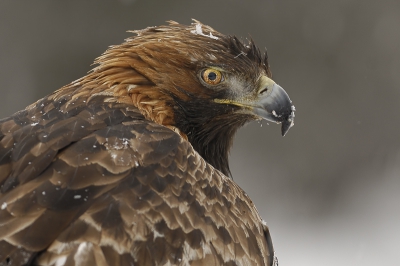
(1, 1), (399, 265)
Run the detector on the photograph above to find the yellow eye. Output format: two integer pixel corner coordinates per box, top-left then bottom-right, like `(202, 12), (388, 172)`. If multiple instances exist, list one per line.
(201, 68), (223, 85)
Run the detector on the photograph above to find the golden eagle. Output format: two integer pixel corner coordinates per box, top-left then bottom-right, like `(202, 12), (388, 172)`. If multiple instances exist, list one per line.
(0, 20), (294, 266)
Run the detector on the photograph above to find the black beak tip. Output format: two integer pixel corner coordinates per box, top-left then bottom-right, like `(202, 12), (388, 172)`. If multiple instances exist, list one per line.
(281, 120), (292, 136)
(280, 106), (295, 136)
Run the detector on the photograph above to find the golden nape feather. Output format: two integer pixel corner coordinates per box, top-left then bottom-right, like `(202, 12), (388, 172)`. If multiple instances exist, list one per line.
(0, 20), (294, 266)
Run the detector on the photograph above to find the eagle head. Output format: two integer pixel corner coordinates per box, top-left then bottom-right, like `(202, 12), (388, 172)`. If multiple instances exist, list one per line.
(89, 20), (295, 177)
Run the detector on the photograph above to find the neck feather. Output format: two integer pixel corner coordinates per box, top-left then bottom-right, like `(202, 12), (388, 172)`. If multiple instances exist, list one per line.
(171, 94), (248, 177)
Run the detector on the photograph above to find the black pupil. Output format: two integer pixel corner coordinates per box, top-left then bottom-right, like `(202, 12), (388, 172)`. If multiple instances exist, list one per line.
(208, 72), (217, 81)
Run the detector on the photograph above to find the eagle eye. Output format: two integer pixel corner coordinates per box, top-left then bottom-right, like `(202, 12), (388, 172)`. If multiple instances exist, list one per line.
(201, 68), (223, 85)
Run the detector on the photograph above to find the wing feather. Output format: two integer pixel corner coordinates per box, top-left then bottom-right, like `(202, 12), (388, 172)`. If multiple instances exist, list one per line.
(1, 93), (272, 266)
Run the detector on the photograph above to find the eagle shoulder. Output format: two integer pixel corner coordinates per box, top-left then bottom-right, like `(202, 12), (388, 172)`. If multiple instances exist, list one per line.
(0, 97), (272, 265)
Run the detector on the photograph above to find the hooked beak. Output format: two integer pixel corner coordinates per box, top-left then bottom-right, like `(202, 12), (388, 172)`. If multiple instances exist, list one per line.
(252, 76), (295, 136)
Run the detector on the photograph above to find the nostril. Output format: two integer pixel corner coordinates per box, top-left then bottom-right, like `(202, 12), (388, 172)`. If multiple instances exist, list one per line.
(258, 88), (269, 95)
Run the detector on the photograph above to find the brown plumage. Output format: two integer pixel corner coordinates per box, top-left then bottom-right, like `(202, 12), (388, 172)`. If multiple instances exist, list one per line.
(0, 20), (294, 266)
